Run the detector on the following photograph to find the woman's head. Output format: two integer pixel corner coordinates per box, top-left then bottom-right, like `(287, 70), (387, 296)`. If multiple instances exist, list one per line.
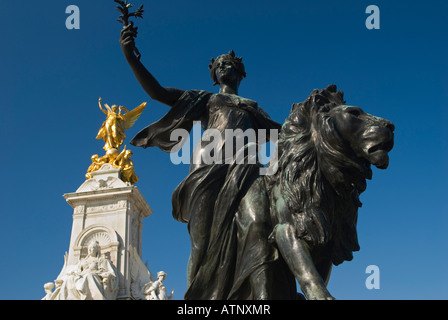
(157, 271), (167, 280)
(87, 241), (101, 257)
(209, 50), (246, 86)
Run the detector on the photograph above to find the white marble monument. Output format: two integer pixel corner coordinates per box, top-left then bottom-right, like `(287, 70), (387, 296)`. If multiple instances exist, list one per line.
(42, 164), (173, 300)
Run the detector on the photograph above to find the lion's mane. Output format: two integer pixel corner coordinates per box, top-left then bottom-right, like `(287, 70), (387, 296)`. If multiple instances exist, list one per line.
(270, 85), (370, 265)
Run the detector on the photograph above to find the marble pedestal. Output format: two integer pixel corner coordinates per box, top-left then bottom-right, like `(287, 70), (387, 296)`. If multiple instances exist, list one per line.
(46, 164), (160, 300)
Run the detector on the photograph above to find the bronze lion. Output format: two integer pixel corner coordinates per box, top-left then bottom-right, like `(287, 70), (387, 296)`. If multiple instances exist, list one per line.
(266, 85), (394, 299)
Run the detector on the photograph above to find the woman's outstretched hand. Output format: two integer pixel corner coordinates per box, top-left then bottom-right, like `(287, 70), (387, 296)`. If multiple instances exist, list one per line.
(120, 24), (140, 60)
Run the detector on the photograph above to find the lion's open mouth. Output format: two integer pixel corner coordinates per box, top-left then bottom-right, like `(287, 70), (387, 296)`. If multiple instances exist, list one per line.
(367, 139), (394, 154)
(366, 136), (394, 169)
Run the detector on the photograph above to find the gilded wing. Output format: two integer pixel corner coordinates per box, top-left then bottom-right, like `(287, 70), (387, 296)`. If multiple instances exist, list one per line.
(122, 102), (147, 130)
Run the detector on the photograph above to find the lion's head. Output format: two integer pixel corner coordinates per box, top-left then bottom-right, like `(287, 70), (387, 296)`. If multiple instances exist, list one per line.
(270, 85), (394, 265)
(323, 104), (394, 169)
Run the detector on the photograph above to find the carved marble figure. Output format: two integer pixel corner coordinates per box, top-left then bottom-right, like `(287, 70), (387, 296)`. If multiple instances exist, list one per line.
(43, 241), (119, 300)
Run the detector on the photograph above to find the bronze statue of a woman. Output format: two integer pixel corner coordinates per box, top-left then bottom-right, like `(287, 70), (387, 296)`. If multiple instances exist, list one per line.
(119, 22), (296, 299)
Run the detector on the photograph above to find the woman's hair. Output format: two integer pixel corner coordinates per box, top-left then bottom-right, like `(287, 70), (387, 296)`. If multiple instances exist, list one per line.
(209, 50), (247, 86)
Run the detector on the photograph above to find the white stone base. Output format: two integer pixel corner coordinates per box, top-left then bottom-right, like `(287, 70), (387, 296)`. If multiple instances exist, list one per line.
(44, 164), (165, 300)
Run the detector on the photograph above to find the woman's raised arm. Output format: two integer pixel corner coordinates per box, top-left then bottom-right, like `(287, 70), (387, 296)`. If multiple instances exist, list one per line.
(120, 25), (184, 107)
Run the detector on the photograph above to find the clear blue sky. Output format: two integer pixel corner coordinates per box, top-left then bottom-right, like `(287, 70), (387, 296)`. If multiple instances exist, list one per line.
(1, 0), (447, 300)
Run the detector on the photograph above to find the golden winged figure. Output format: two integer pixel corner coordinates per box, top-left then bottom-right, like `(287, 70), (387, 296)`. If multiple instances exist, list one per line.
(96, 98), (146, 151)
